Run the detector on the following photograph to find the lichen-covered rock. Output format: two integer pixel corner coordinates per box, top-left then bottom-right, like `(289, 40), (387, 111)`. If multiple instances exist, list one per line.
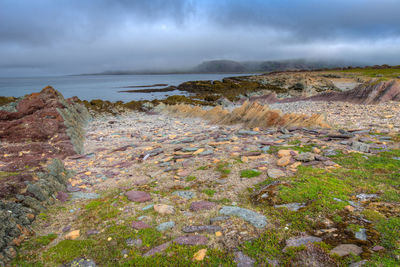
(219, 206), (267, 228)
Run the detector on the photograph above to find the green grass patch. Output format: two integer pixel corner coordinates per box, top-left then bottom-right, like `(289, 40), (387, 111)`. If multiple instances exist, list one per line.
(240, 169), (262, 178)
(202, 189), (217, 197)
(185, 175), (196, 182)
(376, 217), (400, 249)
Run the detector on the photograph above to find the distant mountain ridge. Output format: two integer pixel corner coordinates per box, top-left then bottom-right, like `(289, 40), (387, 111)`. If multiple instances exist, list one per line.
(81, 59), (364, 75)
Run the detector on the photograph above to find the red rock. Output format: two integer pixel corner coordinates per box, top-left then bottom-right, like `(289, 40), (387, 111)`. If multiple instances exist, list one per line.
(56, 191), (69, 202)
(190, 201), (217, 211)
(131, 221), (151, 230)
(143, 242), (171, 256)
(173, 235), (208, 245)
(125, 190), (152, 202)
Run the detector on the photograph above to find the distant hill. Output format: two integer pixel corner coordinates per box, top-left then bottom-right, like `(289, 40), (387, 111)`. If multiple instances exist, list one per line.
(80, 59), (363, 75)
(192, 59), (359, 73)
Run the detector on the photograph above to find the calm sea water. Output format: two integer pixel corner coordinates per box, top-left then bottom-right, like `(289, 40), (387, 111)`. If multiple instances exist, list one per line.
(0, 73), (253, 102)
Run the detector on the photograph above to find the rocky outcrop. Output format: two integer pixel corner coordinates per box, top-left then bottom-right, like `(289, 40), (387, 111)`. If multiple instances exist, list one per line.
(157, 101), (330, 129)
(0, 87), (90, 264)
(0, 87), (90, 198)
(246, 80), (400, 105)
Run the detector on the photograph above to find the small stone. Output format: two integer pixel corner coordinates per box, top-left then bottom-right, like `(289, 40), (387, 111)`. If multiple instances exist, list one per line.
(219, 206), (267, 228)
(352, 141), (370, 153)
(142, 204), (154, 211)
(173, 235), (208, 245)
(274, 203), (306, 211)
(131, 221), (151, 230)
(154, 204), (175, 215)
(182, 225), (222, 233)
(156, 221), (175, 231)
(277, 156), (291, 167)
(125, 190), (152, 202)
(86, 229), (99, 236)
(267, 168), (285, 179)
(284, 235), (322, 250)
(234, 251), (255, 267)
(277, 149), (297, 158)
(62, 225), (72, 232)
(372, 245), (384, 252)
(172, 191), (196, 200)
(312, 147), (321, 154)
(70, 192), (100, 200)
(356, 193), (377, 201)
(56, 191), (69, 202)
(143, 242), (171, 256)
(344, 205), (355, 212)
(355, 228), (367, 241)
(215, 231), (222, 237)
(65, 230), (80, 240)
(349, 260), (368, 267)
(330, 244), (362, 257)
(190, 201), (217, 211)
(295, 152), (315, 162)
(63, 258), (96, 267)
(193, 249), (207, 261)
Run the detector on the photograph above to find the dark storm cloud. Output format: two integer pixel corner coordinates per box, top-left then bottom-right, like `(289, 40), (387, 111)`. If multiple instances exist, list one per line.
(0, 0), (399, 76)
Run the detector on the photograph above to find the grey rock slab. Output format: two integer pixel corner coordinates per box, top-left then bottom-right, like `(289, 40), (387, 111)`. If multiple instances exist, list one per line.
(237, 130), (259, 136)
(356, 193), (377, 201)
(70, 192), (100, 200)
(285, 235), (322, 250)
(173, 235), (208, 245)
(219, 206), (267, 228)
(182, 225), (222, 233)
(349, 260), (368, 267)
(181, 147), (199, 152)
(234, 251), (256, 267)
(330, 244), (363, 257)
(352, 141), (370, 153)
(355, 229), (367, 241)
(156, 221), (175, 231)
(295, 152), (315, 162)
(62, 258), (96, 267)
(274, 203), (306, 211)
(198, 150), (214, 156)
(172, 191), (196, 200)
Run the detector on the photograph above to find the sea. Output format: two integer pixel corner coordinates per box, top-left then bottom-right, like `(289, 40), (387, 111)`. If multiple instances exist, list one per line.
(0, 73), (254, 102)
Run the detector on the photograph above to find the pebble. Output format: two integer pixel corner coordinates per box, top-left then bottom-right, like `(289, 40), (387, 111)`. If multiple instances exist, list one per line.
(284, 235), (322, 250)
(131, 221), (151, 230)
(154, 204), (175, 215)
(294, 152), (315, 162)
(172, 191), (196, 200)
(355, 228), (367, 241)
(156, 221), (175, 231)
(234, 251), (255, 267)
(267, 168), (285, 179)
(182, 225), (222, 233)
(70, 192), (100, 200)
(190, 201), (217, 211)
(219, 206), (267, 228)
(173, 235), (208, 245)
(210, 216), (230, 223)
(125, 190), (152, 202)
(330, 244), (363, 257)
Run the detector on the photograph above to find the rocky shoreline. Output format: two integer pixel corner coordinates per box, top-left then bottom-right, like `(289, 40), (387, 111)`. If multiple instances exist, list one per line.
(0, 69), (399, 266)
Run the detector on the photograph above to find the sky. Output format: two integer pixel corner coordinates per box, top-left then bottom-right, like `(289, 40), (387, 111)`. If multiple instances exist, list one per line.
(0, 0), (400, 77)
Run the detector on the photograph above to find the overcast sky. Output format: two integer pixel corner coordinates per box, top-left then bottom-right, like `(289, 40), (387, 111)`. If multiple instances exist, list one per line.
(1, 0), (400, 77)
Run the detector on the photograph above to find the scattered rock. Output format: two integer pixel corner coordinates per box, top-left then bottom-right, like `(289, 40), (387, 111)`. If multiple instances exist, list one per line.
(277, 157), (291, 167)
(234, 251), (256, 267)
(154, 204), (175, 215)
(70, 192), (100, 200)
(349, 260), (368, 267)
(62, 258), (96, 267)
(65, 230), (80, 240)
(182, 225), (222, 233)
(193, 248), (207, 261)
(267, 168), (285, 179)
(172, 191), (196, 200)
(352, 141), (370, 153)
(143, 242), (171, 256)
(355, 228), (367, 241)
(330, 244), (362, 257)
(274, 203), (306, 211)
(125, 191), (152, 202)
(131, 221), (151, 230)
(219, 206), (267, 228)
(156, 221), (175, 231)
(284, 235), (322, 250)
(173, 235), (208, 245)
(294, 152), (315, 162)
(190, 201), (217, 211)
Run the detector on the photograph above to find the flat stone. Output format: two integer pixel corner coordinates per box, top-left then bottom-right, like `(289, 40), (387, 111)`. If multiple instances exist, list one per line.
(131, 221), (151, 230)
(330, 244), (363, 257)
(219, 206), (267, 228)
(182, 225), (222, 233)
(70, 192), (100, 200)
(323, 149), (338, 156)
(352, 141), (370, 153)
(234, 251), (255, 267)
(267, 168), (285, 179)
(355, 228), (367, 241)
(349, 260), (368, 267)
(62, 258), (96, 267)
(142, 204), (154, 211)
(173, 235), (208, 245)
(56, 191), (69, 202)
(210, 216), (230, 223)
(285, 235), (322, 249)
(356, 193), (377, 201)
(182, 147), (199, 152)
(274, 203), (306, 211)
(156, 221), (175, 231)
(277, 156), (291, 167)
(295, 152), (315, 162)
(143, 242), (171, 256)
(172, 191), (196, 200)
(154, 204), (175, 215)
(125, 190), (151, 202)
(66, 184), (81, 192)
(237, 130), (259, 136)
(190, 201), (217, 211)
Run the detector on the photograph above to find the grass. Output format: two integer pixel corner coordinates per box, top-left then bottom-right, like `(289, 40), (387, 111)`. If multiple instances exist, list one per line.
(185, 175), (196, 182)
(202, 189), (217, 197)
(215, 161), (231, 177)
(333, 66), (400, 79)
(240, 169), (262, 178)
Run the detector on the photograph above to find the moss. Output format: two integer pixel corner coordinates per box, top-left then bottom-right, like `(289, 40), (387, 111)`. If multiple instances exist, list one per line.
(0, 171), (19, 180)
(42, 239), (95, 264)
(185, 175), (196, 182)
(215, 161), (231, 177)
(202, 189), (217, 197)
(361, 209), (385, 222)
(0, 96), (17, 106)
(240, 169), (262, 178)
(375, 217), (400, 249)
